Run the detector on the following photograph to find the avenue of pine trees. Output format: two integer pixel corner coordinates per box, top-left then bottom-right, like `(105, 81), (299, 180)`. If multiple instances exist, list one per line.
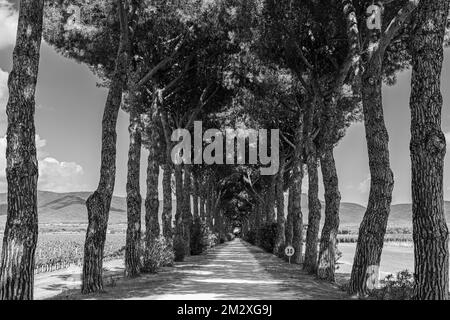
(0, 0), (450, 300)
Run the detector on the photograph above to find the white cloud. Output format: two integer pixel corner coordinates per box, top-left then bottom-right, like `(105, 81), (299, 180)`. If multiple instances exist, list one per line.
(0, 0), (18, 50)
(358, 175), (371, 194)
(0, 135), (87, 193)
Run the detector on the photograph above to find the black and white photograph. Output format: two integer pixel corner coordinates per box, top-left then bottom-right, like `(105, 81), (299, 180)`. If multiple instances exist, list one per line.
(0, 0), (450, 305)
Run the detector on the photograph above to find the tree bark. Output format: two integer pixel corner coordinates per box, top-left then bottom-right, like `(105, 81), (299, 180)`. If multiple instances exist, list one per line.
(348, 55), (394, 297)
(285, 187), (294, 246)
(317, 147), (341, 281)
(183, 165), (193, 256)
(162, 164), (173, 239)
(410, 0), (450, 300)
(192, 172), (199, 220)
(304, 151), (321, 274)
(266, 177), (276, 223)
(143, 144), (160, 268)
(274, 163), (286, 255)
(291, 165), (304, 264)
(125, 108), (142, 277)
(0, 0), (44, 300)
(82, 0), (129, 294)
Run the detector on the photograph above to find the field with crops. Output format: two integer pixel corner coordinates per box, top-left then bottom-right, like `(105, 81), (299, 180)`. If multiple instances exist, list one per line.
(0, 232), (126, 274)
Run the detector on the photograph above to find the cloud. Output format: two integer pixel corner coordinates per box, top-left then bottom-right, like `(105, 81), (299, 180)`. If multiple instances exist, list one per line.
(0, 135), (87, 193)
(358, 175), (371, 194)
(0, 0), (18, 50)
(445, 132), (450, 148)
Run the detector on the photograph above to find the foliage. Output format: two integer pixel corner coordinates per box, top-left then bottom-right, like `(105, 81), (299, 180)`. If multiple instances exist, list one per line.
(257, 222), (278, 253)
(244, 229), (257, 245)
(370, 270), (414, 300)
(173, 234), (186, 262)
(142, 236), (175, 273)
(190, 217), (216, 255)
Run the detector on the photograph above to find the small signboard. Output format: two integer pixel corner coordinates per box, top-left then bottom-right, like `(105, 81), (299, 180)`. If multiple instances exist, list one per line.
(285, 246), (295, 264)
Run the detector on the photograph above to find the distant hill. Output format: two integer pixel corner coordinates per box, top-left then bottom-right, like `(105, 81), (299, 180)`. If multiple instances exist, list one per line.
(0, 191), (172, 232)
(1, 191), (449, 233)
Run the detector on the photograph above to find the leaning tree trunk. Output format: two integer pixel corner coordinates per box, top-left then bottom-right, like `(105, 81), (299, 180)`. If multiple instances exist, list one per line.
(161, 164), (173, 239)
(317, 147), (341, 282)
(291, 164), (304, 264)
(125, 107), (142, 277)
(274, 163), (286, 255)
(143, 145), (160, 269)
(348, 59), (394, 296)
(285, 187), (294, 246)
(82, 1), (129, 294)
(304, 151), (321, 274)
(0, 0), (44, 300)
(410, 0), (450, 300)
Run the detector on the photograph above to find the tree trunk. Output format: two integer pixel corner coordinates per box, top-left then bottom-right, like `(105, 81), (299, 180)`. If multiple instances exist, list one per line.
(266, 177), (276, 223)
(304, 152), (321, 274)
(183, 165), (193, 256)
(0, 0), (44, 300)
(291, 165), (304, 264)
(143, 145), (160, 268)
(192, 173), (199, 220)
(125, 108), (142, 277)
(200, 195), (206, 220)
(410, 0), (450, 300)
(285, 187), (294, 246)
(274, 163), (286, 255)
(161, 164), (173, 239)
(82, 1), (129, 294)
(348, 58), (394, 297)
(317, 147), (341, 281)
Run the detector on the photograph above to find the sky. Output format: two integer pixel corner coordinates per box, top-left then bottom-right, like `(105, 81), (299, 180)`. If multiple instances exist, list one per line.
(0, 0), (449, 205)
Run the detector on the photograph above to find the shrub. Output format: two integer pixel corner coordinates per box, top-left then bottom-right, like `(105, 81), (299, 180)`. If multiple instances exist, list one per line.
(173, 235), (185, 262)
(245, 229), (257, 245)
(257, 222), (277, 253)
(191, 217), (215, 255)
(370, 270), (414, 300)
(142, 236), (174, 273)
(226, 233), (235, 241)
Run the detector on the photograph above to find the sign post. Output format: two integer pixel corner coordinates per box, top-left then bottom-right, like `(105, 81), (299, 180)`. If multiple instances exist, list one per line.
(284, 246), (295, 264)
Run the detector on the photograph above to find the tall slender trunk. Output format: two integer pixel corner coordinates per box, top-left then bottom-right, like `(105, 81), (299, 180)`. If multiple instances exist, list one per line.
(200, 195), (206, 220)
(206, 185), (213, 228)
(173, 164), (184, 250)
(0, 0), (44, 300)
(162, 164), (173, 239)
(291, 164), (304, 264)
(348, 57), (394, 296)
(304, 151), (321, 274)
(266, 177), (276, 223)
(183, 165), (193, 256)
(82, 1), (129, 294)
(274, 163), (286, 255)
(125, 108), (142, 277)
(143, 145), (160, 268)
(192, 173), (199, 220)
(317, 147), (341, 281)
(410, 0), (450, 300)
(285, 187), (294, 246)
